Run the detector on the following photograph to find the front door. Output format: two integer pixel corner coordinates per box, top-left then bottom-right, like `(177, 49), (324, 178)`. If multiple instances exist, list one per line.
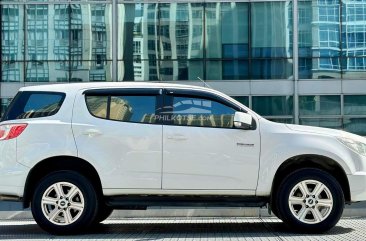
(162, 90), (260, 190)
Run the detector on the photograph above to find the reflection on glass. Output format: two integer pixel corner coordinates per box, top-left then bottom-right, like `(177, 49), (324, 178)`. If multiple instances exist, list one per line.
(0, 98), (12, 118)
(86, 95), (108, 119)
(252, 96), (293, 116)
(344, 118), (366, 136)
(159, 60), (203, 81)
(205, 2), (249, 58)
(251, 1), (293, 58)
(110, 96), (156, 124)
(299, 95), (341, 116)
(118, 3), (203, 62)
(1, 5), (23, 62)
(251, 59), (293, 79)
(298, 0), (366, 78)
(206, 61), (249, 80)
(23, 61), (112, 82)
(299, 58), (341, 79)
(1, 4), (112, 82)
(2, 61), (22, 82)
(298, 1), (340, 58)
(172, 96), (235, 128)
(26, 5), (48, 62)
(300, 118), (342, 129)
(231, 96), (249, 107)
(344, 95), (366, 115)
(159, 3), (203, 60)
(118, 60), (159, 81)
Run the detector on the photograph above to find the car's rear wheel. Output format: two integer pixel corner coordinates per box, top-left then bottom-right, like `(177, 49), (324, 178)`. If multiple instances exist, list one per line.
(31, 171), (99, 235)
(275, 168), (344, 233)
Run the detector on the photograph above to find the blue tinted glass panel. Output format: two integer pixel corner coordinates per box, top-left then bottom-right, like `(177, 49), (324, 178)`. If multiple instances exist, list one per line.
(300, 118), (342, 129)
(299, 95), (341, 116)
(251, 2), (293, 58)
(344, 118), (366, 136)
(251, 59), (293, 79)
(252, 96), (293, 116)
(344, 95), (366, 115)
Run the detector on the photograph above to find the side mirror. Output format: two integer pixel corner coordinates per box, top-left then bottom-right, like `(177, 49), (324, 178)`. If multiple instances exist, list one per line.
(234, 112), (253, 130)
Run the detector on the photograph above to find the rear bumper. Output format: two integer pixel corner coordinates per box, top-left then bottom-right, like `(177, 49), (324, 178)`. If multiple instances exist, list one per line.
(0, 162), (29, 198)
(0, 138), (29, 198)
(348, 172), (366, 202)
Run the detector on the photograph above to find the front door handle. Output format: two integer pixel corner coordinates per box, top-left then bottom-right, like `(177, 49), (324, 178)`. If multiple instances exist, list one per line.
(167, 134), (188, 141)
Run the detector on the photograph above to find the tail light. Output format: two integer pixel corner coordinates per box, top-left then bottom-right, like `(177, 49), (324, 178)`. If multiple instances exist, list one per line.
(0, 124), (28, 141)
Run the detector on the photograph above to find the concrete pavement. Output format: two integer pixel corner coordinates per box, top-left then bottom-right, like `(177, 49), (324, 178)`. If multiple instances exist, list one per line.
(0, 217), (366, 240)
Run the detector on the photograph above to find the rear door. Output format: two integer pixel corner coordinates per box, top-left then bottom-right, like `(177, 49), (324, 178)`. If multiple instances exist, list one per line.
(72, 88), (163, 189)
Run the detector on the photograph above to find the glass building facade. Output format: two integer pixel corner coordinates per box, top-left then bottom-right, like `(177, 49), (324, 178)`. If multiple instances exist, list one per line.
(1, 0), (366, 135)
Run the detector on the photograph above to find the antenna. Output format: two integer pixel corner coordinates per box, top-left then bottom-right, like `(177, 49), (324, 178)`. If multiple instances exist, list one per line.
(197, 77), (212, 89)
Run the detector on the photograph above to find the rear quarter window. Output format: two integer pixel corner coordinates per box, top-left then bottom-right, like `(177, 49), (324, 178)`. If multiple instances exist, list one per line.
(2, 91), (65, 121)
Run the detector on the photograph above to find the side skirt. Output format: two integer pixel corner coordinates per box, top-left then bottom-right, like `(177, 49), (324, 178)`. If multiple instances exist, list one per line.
(105, 195), (268, 210)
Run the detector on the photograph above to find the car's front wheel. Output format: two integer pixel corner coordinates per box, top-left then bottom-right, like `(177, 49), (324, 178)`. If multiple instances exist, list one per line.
(275, 168), (344, 233)
(31, 171), (99, 235)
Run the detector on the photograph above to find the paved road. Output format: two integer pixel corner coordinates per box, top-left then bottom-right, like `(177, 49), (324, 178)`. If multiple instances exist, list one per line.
(0, 217), (366, 240)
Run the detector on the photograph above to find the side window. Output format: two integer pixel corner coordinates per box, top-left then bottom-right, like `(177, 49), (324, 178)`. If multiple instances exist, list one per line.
(171, 96), (235, 128)
(3, 92), (65, 121)
(85, 96), (108, 119)
(109, 96), (156, 123)
(85, 95), (157, 124)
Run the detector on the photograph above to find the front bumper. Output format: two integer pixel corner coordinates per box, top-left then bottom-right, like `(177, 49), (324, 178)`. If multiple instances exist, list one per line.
(348, 172), (366, 202)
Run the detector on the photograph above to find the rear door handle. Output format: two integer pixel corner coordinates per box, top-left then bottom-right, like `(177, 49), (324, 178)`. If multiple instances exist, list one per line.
(83, 129), (102, 137)
(167, 134), (188, 141)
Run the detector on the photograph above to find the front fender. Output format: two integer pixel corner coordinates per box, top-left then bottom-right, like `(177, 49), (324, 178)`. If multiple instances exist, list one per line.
(256, 121), (358, 196)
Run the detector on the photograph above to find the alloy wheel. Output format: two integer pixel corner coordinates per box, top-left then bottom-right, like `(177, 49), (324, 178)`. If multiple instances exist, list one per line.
(41, 182), (85, 226)
(288, 179), (333, 224)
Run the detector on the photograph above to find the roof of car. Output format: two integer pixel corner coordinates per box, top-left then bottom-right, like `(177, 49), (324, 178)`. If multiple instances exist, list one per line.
(19, 82), (216, 94)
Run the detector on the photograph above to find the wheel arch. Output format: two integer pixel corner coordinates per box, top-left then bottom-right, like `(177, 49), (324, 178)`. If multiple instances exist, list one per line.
(23, 155), (103, 208)
(270, 154), (351, 210)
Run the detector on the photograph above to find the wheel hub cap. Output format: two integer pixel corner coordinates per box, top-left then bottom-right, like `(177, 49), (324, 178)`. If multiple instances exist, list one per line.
(41, 182), (85, 226)
(288, 180), (333, 224)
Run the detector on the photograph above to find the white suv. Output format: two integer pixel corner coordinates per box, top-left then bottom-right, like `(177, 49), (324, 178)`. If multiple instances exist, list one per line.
(1, 82), (366, 234)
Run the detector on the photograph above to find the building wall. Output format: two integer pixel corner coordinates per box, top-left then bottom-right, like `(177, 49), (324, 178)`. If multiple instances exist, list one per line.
(1, 0), (366, 135)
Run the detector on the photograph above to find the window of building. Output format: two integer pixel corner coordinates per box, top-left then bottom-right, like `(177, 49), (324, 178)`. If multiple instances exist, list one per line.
(252, 96), (293, 123)
(299, 95), (342, 129)
(0, 98), (12, 118)
(231, 96), (249, 107)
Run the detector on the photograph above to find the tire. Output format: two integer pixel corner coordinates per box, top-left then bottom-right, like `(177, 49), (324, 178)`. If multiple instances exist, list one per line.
(275, 168), (344, 233)
(31, 171), (99, 235)
(94, 205), (113, 224)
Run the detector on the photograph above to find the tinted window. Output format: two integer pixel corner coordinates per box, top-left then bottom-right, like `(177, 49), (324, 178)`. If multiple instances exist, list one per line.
(85, 96), (108, 119)
(85, 95), (157, 124)
(171, 96), (235, 128)
(2, 92), (65, 121)
(109, 96), (156, 123)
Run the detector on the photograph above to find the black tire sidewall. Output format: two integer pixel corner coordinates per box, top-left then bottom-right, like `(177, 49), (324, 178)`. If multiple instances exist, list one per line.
(95, 205), (113, 224)
(276, 168), (345, 233)
(31, 171), (99, 235)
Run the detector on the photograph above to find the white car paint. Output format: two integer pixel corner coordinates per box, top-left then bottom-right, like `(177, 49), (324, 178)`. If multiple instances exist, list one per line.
(162, 124), (260, 190)
(72, 89), (163, 189)
(0, 82), (366, 203)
